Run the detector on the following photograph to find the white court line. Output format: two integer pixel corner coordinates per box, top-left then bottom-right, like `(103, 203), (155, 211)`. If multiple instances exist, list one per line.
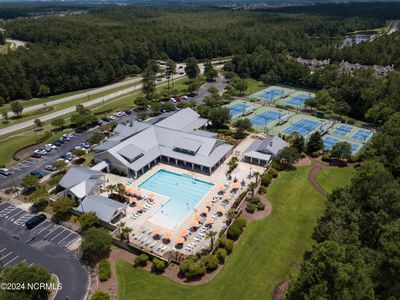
(57, 232), (73, 244)
(50, 229), (67, 241)
(43, 227), (60, 239)
(1, 251), (13, 260)
(4, 255), (20, 266)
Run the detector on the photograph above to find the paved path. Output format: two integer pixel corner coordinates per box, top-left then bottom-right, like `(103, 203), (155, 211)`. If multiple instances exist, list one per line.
(307, 158), (330, 197)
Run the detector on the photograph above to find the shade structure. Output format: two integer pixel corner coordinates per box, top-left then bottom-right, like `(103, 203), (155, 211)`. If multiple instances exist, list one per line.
(175, 237), (185, 244)
(180, 229), (190, 237)
(191, 220), (200, 227)
(164, 232), (172, 239)
(129, 197), (137, 203)
(217, 185), (225, 191)
(200, 207), (209, 213)
(194, 215), (202, 221)
(154, 227), (162, 235)
(125, 186), (134, 193)
(205, 218), (214, 225)
(136, 205), (144, 211)
(232, 182), (240, 189)
(217, 206), (225, 213)
(204, 199), (212, 207)
(222, 194), (230, 201)
(148, 193), (156, 199)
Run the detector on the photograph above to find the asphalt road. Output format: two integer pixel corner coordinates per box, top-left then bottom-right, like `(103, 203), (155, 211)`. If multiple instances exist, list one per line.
(0, 207), (88, 300)
(189, 74), (226, 103)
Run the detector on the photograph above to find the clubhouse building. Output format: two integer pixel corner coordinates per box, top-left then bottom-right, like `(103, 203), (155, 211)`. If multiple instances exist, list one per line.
(94, 108), (233, 178)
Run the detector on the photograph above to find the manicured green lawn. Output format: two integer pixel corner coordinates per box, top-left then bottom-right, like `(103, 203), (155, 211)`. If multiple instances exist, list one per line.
(316, 167), (355, 194)
(116, 166), (325, 300)
(244, 78), (265, 95)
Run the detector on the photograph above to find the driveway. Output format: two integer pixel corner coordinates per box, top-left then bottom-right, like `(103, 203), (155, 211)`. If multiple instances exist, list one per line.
(0, 203), (88, 300)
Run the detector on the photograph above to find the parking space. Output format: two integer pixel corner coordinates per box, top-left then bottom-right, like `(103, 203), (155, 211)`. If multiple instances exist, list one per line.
(0, 247), (28, 267)
(0, 203), (80, 249)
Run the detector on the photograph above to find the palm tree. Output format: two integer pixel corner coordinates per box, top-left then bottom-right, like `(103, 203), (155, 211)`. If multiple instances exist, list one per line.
(226, 209), (237, 225)
(106, 184), (116, 196)
(119, 222), (133, 243)
(253, 172), (260, 184)
(116, 183), (126, 200)
(249, 181), (257, 197)
(205, 231), (217, 250)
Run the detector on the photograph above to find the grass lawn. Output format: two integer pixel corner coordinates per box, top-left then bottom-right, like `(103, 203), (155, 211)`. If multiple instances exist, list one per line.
(116, 166), (325, 300)
(316, 167), (355, 194)
(244, 78), (265, 95)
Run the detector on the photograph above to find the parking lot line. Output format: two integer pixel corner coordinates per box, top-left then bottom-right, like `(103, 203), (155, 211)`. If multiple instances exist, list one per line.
(32, 220), (50, 232)
(0, 206), (17, 217)
(6, 209), (25, 220)
(4, 255), (20, 266)
(57, 232), (73, 244)
(49, 228), (67, 241)
(65, 236), (79, 248)
(1, 251), (13, 260)
(43, 227), (60, 239)
(0, 248), (6, 253)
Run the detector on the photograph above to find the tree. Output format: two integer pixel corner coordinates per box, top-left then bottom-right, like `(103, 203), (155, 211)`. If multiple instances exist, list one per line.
(228, 156), (239, 172)
(134, 96), (148, 110)
(150, 101), (161, 115)
(34, 118), (43, 130)
(72, 149), (86, 157)
(1, 110), (8, 121)
(52, 197), (74, 219)
(71, 107), (97, 130)
(225, 209), (237, 225)
(306, 132), (324, 155)
(290, 132), (305, 153)
(333, 101), (351, 116)
(10, 101), (23, 117)
(106, 184), (117, 196)
(184, 57), (200, 82)
(248, 181), (257, 196)
(202, 254), (219, 271)
(330, 141), (352, 161)
(205, 230), (217, 249)
(207, 86), (218, 95)
(90, 132), (105, 145)
(119, 221), (133, 243)
(142, 66), (156, 99)
(215, 248), (227, 263)
(38, 85), (50, 96)
(208, 107), (230, 127)
(0, 262), (51, 300)
(134, 254), (149, 267)
(52, 160), (67, 171)
(233, 80), (248, 95)
(276, 147), (301, 169)
(21, 174), (40, 190)
(78, 212), (100, 230)
(51, 118), (65, 129)
(233, 118), (252, 138)
(165, 59), (176, 91)
(204, 61), (218, 81)
(91, 291), (111, 300)
(82, 227), (112, 262)
(151, 258), (166, 273)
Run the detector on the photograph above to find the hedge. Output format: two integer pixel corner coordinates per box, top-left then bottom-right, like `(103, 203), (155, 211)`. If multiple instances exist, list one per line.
(98, 259), (111, 282)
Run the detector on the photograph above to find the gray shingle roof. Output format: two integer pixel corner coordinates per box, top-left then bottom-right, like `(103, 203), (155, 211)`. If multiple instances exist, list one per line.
(256, 136), (288, 156)
(118, 144), (144, 162)
(80, 195), (125, 222)
(59, 167), (104, 189)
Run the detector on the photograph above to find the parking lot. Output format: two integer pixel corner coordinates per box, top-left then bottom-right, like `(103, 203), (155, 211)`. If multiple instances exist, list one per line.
(0, 203), (80, 249)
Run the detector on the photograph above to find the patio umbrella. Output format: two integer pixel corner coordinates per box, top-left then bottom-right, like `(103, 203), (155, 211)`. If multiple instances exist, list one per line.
(164, 232), (172, 239)
(180, 229), (190, 237)
(205, 218), (214, 225)
(129, 197), (137, 203)
(136, 205), (144, 211)
(204, 199), (212, 207)
(191, 220), (200, 227)
(125, 186), (134, 193)
(194, 215), (202, 221)
(175, 237), (185, 244)
(154, 227), (162, 235)
(232, 182), (240, 189)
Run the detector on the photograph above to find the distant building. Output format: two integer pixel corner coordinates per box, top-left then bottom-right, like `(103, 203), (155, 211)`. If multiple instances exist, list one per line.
(244, 136), (288, 166)
(339, 60), (394, 77)
(59, 167), (105, 201)
(93, 108), (233, 178)
(295, 57), (330, 70)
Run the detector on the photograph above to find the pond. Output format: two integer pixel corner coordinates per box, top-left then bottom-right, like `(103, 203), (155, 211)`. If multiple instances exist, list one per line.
(339, 31), (377, 47)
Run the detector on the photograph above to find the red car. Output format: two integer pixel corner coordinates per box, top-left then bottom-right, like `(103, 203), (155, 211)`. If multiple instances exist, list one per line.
(31, 153), (41, 158)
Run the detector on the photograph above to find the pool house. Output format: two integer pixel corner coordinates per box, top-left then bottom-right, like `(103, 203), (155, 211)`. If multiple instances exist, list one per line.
(94, 108), (233, 178)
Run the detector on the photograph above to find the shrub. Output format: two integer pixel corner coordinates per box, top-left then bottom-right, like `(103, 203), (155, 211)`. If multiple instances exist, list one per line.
(47, 174), (63, 186)
(52, 197), (74, 220)
(235, 217), (247, 230)
(82, 227), (112, 262)
(267, 168), (279, 178)
(202, 255), (219, 271)
(321, 153), (331, 162)
(215, 248), (227, 263)
(250, 196), (261, 204)
(257, 202), (265, 211)
(179, 257), (206, 279)
(91, 291), (110, 300)
(151, 258), (166, 273)
(79, 212), (100, 230)
(134, 254), (149, 267)
(261, 174), (272, 187)
(271, 160), (285, 171)
(246, 203), (256, 214)
(347, 119), (355, 125)
(218, 238), (234, 254)
(227, 224), (242, 240)
(98, 259), (111, 282)
(259, 186), (268, 194)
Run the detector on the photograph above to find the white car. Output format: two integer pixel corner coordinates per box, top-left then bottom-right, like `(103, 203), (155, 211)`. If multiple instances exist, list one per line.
(170, 98), (176, 103)
(35, 149), (47, 155)
(74, 146), (83, 151)
(0, 168), (11, 176)
(45, 144), (57, 150)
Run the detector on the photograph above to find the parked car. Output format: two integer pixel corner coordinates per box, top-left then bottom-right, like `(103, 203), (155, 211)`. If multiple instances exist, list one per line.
(181, 95), (188, 100)
(44, 144), (56, 151)
(170, 97), (176, 103)
(0, 168), (11, 176)
(124, 109), (132, 115)
(80, 142), (90, 149)
(44, 165), (55, 172)
(52, 141), (62, 147)
(25, 214), (46, 230)
(57, 158), (69, 164)
(179, 72), (185, 75)
(31, 153), (42, 159)
(30, 170), (44, 179)
(74, 146), (83, 151)
(35, 149), (47, 155)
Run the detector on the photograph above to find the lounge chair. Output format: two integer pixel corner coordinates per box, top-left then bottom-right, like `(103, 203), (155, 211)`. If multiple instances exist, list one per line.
(150, 242), (157, 248)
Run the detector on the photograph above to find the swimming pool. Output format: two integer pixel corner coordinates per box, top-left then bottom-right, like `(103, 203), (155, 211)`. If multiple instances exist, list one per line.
(139, 170), (214, 230)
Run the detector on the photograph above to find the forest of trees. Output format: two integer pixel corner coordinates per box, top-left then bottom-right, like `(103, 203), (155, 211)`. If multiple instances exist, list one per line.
(0, 2), (400, 103)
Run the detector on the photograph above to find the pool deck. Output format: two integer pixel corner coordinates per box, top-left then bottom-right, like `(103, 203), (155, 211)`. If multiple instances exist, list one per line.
(104, 137), (266, 258)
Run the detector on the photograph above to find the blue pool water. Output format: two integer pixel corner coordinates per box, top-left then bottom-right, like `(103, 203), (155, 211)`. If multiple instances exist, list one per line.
(139, 170), (214, 230)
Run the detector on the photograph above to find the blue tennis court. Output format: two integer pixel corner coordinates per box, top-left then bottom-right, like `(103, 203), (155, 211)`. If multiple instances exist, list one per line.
(283, 119), (321, 137)
(229, 103), (249, 117)
(250, 111), (284, 126)
(287, 93), (313, 106)
(256, 89), (285, 101)
(351, 129), (373, 142)
(332, 125), (353, 137)
(323, 136), (360, 153)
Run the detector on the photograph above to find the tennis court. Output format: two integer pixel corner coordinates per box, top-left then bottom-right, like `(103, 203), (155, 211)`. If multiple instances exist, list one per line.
(256, 88), (285, 101)
(332, 124), (353, 137)
(287, 93), (313, 106)
(250, 110), (285, 126)
(351, 129), (373, 142)
(323, 136), (360, 154)
(229, 103), (249, 117)
(283, 119), (321, 137)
